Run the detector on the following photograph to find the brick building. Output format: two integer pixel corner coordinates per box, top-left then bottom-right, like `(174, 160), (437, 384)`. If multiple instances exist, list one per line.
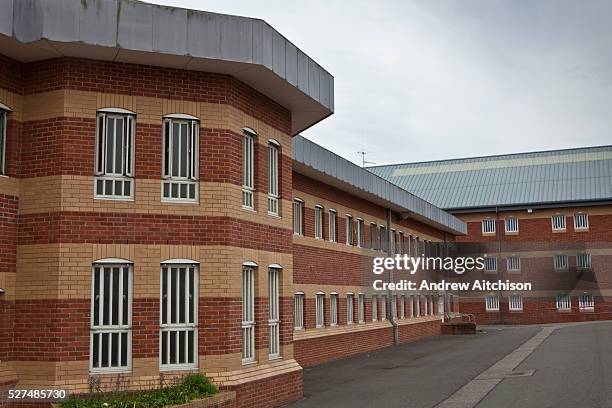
(370, 146), (612, 325)
(0, 1), (466, 407)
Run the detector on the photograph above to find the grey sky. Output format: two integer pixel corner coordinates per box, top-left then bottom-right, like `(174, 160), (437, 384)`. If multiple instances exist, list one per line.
(147, 0), (612, 166)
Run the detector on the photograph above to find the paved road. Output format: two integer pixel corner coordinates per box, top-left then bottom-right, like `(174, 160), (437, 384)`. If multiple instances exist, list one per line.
(287, 321), (612, 408)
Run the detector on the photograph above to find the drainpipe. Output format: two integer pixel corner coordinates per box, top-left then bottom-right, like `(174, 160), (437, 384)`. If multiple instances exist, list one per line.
(496, 205), (504, 324)
(387, 208), (399, 345)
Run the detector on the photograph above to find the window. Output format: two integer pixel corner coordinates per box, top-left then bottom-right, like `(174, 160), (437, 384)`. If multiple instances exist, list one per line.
(314, 205), (323, 239)
(579, 293), (594, 310)
(242, 130), (255, 208)
(0, 108), (6, 175)
(346, 215), (354, 245)
(554, 254), (568, 271)
(482, 219), (496, 234)
(91, 261), (132, 372)
(390, 230), (396, 254)
(552, 214), (566, 231)
(294, 293), (304, 329)
(358, 294), (365, 323)
(380, 226), (387, 252)
(242, 265), (255, 363)
(372, 295), (378, 321)
(347, 294), (354, 324)
(505, 217), (518, 233)
(415, 295), (421, 317)
(577, 253), (592, 269)
(574, 213), (588, 230)
(381, 295), (387, 320)
(268, 267), (280, 358)
(509, 295), (523, 311)
(400, 295), (406, 319)
(391, 294), (397, 319)
(398, 232), (404, 255)
(160, 262), (198, 369)
(409, 295), (415, 318)
(357, 219), (365, 248)
(316, 293), (325, 328)
(408, 235), (413, 257)
(328, 210), (337, 242)
(268, 141), (279, 215)
(162, 115), (199, 201)
(293, 199), (304, 235)
(330, 293), (338, 326)
(95, 110), (135, 199)
(370, 223), (378, 250)
(423, 295), (428, 315)
(507, 255), (520, 272)
(485, 295), (500, 311)
(556, 294), (571, 310)
(484, 257), (498, 272)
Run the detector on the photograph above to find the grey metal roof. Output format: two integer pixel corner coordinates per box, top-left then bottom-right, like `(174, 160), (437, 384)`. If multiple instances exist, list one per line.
(0, 0), (333, 135)
(292, 136), (467, 235)
(368, 145), (612, 211)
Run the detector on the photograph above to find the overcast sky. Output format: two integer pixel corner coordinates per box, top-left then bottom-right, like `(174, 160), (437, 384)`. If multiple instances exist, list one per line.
(148, 0), (612, 166)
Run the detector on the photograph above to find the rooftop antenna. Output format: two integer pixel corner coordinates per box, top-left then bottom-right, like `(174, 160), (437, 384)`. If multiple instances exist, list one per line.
(357, 151), (376, 168)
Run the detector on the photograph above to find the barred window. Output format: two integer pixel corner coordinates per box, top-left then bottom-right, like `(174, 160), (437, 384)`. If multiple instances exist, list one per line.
(577, 253), (592, 269)
(400, 295), (406, 319)
(415, 295), (421, 317)
(347, 294), (354, 324)
(316, 293), (325, 328)
(370, 223), (378, 250)
(485, 295), (500, 311)
(507, 255), (521, 272)
(398, 232), (404, 255)
(505, 217), (518, 233)
(509, 295), (523, 311)
(293, 199), (304, 235)
(314, 205), (323, 239)
(162, 115), (199, 201)
(346, 215), (354, 245)
(372, 295), (378, 321)
(556, 294), (571, 310)
(380, 226), (387, 252)
(294, 293), (304, 329)
(357, 219), (365, 248)
(482, 219), (496, 234)
(160, 262), (198, 369)
(579, 293), (594, 310)
(574, 213), (588, 230)
(95, 109), (135, 199)
(554, 254), (568, 271)
(328, 210), (337, 242)
(268, 267), (280, 358)
(390, 230), (396, 254)
(330, 293), (338, 326)
(242, 130), (255, 209)
(242, 265), (255, 363)
(358, 294), (365, 323)
(391, 294), (397, 319)
(484, 257), (498, 272)
(0, 108), (6, 175)
(552, 214), (566, 231)
(381, 295), (387, 320)
(91, 261), (132, 372)
(268, 141), (280, 215)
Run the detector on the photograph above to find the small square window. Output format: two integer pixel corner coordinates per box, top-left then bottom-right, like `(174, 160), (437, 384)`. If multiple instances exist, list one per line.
(576, 253), (591, 269)
(551, 214), (566, 231)
(556, 294), (571, 310)
(506, 255), (520, 272)
(509, 295), (523, 311)
(484, 257), (498, 272)
(554, 254), (568, 271)
(579, 293), (594, 310)
(482, 219), (496, 234)
(574, 213), (588, 230)
(485, 295), (499, 311)
(504, 217), (518, 233)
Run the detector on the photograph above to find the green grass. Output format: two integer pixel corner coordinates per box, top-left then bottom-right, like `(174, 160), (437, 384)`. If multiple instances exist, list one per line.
(61, 374), (218, 408)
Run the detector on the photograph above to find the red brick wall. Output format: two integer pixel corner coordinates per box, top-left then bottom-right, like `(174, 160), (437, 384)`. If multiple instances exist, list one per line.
(229, 369), (303, 408)
(293, 244), (373, 286)
(0, 54), (23, 94)
(397, 320), (441, 343)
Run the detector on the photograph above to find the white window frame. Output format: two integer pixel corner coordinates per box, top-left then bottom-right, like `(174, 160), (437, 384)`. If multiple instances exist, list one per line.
(391, 294), (397, 319)
(507, 255), (521, 272)
(554, 254), (568, 271)
(358, 294), (365, 323)
(293, 199), (304, 235)
(556, 294), (571, 311)
(328, 209), (337, 242)
(415, 294), (421, 317)
(316, 293), (325, 328)
(577, 253), (592, 269)
(162, 115), (199, 202)
(372, 294), (378, 321)
(0, 108), (7, 176)
(508, 294), (523, 312)
(357, 219), (365, 248)
(160, 262), (199, 370)
(347, 293), (354, 324)
(381, 295), (387, 321)
(484, 256), (498, 272)
(314, 205), (323, 239)
(330, 293), (338, 326)
(482, 219), (496, 234)
(390, 229), (396, 254)
(90, 261), (132, 373)
(579, 293), (594, 311)
(485, 295), (500, 312)
(268, 267), (281, 359)
(380, 226), (387, 252)
(346, 215), (354, 245)
(294, 293), (304, 330)
(267, 140), (280, 215)
(95, 109), (136, 200)
(242, 265), (256, 364)
(370, 223), (378, 250)
(400, 295), (406, 319)
(242, 129), (255, 209)
(398, 232), (404, 255)
(574, 213), (588, 230)
(505, 217), (518, 233)
(552, 214), (566, 231)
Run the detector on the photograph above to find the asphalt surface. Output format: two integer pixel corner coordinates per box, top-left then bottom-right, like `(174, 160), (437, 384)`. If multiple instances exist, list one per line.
(287, 321), (612, 408)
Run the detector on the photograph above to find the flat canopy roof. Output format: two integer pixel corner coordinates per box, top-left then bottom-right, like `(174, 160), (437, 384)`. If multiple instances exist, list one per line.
(292, 136), (467, 236)
(0, 0), (334, 135)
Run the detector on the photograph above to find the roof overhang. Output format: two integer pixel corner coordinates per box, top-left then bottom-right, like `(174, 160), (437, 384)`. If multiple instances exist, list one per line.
(292, 136), (467, 236)
(0, 0), (334, 135)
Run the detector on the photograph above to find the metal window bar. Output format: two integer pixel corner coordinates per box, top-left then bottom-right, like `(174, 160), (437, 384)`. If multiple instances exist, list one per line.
(242, 267), (255, 363)
(268, 268), (280, 358)
(485, 295), (500, 311)
(316, 294), (325, 328)
(242, 132), (254, 208)
(268, 143), (279, 215)
(329, 210), (337, 242)
(294, 294), (304, 329)
(330, 294), (338, 326)
(509, 295), (523, 311)
(347, 294), (354, 324)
